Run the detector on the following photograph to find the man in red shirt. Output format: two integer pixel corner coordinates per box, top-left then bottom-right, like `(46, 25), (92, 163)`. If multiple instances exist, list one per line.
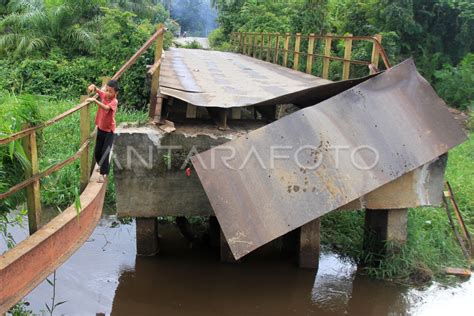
(87, 80), (119, 183)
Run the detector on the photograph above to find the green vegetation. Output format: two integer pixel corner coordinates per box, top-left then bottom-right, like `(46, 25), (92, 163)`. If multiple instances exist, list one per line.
(179, 39), (204, 49)
(0, 0), (174, 110)
(321, 133), (474, 284)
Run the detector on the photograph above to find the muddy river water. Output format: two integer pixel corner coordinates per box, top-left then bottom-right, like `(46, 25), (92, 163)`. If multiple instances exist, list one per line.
(3, 215), (473, 315)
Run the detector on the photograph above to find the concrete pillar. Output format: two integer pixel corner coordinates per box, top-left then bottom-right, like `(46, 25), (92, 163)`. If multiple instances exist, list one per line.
(299, 218), (321, 269)
(136, 218), (159, 256)
(364, 208), (408, 257)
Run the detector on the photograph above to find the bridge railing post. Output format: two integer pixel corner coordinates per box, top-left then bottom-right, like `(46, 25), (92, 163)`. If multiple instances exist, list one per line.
(273, 33), (280, 64)
(238, 32), (243, 53)
(370, 34), (383, 74)
(79, 95), (91, 192)
(293, 33), (301, 71)
(342, 33), (353, 80)
(149, 23), (165, 122)
(266, 33), (271, 61)
(253, 33), (258, 58)
(306, 33), (315, 74)
(248, 33), (253, 56)
(283, 33), (291, 67)
(22, 126), (41, 235)
(322, 33), (333, 79)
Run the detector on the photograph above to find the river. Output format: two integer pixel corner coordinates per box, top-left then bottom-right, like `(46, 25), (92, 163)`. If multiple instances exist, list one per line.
(2, 214), (473, 315)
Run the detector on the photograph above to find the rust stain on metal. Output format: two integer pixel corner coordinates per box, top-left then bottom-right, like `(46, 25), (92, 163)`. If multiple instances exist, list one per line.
(0, 171), (107, 313)
(191, 59), (467, 260)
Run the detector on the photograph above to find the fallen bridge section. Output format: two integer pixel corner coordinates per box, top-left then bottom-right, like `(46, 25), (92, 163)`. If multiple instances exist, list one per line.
(191, 59), (467, 260)
(159, 48), (375, 109)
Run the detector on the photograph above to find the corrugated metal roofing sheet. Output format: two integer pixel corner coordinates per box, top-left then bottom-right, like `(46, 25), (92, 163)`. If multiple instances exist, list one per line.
(191, 59), (467, 260)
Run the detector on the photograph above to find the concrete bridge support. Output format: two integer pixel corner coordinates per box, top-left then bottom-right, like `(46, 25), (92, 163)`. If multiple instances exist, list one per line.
(136, 218), (159, 256)
(364, 208), (408, 258)
(299, 219), (321, 269)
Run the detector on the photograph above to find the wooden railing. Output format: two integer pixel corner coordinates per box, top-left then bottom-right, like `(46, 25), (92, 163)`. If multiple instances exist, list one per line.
(0, 25), (166, 235)
(231, 32), (391, 80)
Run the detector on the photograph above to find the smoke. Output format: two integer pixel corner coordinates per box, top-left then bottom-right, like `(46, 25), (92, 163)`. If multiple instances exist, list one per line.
(169, 0), (218, 37)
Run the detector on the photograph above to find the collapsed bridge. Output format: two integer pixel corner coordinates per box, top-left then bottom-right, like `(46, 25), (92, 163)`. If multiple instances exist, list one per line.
(2, 26), (466, 314)
(114, 38), (466, 264)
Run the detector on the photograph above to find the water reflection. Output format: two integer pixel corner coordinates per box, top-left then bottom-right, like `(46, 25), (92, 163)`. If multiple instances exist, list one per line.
(12, 216), (473, 315)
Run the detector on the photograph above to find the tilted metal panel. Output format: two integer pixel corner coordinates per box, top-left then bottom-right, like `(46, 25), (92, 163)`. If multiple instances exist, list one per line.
(191, 59), (467, 260)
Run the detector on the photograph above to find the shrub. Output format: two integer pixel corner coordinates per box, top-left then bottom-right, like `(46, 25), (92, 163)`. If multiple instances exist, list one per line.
(208, 28), (226, 48)
(434, 53), (474, 110)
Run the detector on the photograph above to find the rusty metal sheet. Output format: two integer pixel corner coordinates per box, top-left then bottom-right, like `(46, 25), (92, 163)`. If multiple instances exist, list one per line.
(159, 48), (356, 108)
(0, 171), (106, 313)
(191, 59), (467, 260)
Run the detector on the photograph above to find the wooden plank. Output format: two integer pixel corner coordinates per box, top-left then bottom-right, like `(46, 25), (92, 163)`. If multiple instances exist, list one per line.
(79, 95), (91, 192)
(370, 34), (382, 74)
(322, 33), (333, 79)
(342, 34), (353, 80)
(22, 127), (41, 235)
(147, 58), (162, 76)
(273, 34), (280, 64)
(293, 33), (301, 71)
(445, 267), (471, 277)
(242, 33), (246, 54)
(111, 26), (166, 81)
(260, 33), (264, 59)
(306, 33), (315, 74)
(186, 103), (197, 118)
(283, 33), (291, 67)
(150, 23), (165, 121)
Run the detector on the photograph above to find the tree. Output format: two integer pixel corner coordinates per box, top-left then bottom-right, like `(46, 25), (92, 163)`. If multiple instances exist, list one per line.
(0, 0), (102, 57)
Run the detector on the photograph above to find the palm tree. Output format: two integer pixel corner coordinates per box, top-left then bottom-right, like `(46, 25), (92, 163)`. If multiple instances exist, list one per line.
(0, 0), (100, 56)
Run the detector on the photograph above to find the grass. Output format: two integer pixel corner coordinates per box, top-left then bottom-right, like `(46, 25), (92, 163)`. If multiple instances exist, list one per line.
(321, 132), (474, 284)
